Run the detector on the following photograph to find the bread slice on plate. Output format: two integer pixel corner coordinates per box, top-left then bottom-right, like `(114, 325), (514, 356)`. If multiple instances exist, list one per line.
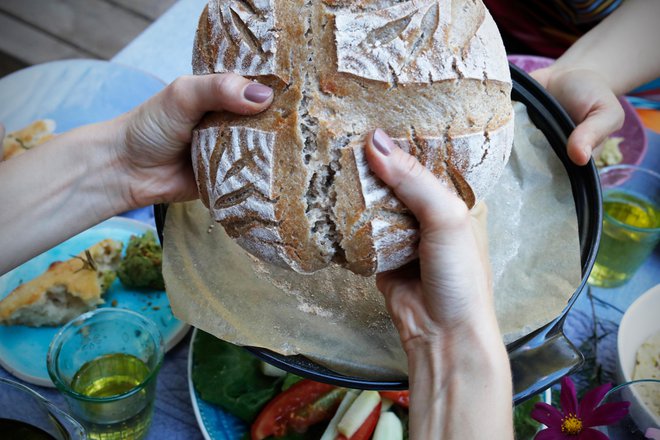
(0, 239), (123, 327)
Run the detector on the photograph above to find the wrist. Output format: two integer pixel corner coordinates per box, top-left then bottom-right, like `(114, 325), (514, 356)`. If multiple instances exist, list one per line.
(81, 117), (135, 216)
(405, 320), (513, 439)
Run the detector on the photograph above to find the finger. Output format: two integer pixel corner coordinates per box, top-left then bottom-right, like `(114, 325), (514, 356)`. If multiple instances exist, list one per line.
(530, 67), (551, 88)
(161, 73), (274, 125)
(365, 128), (469, 231)
(566, 96), (624, 165)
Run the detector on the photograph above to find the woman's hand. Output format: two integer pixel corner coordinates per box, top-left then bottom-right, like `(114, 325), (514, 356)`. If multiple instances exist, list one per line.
(531, 67), (624, 166)
(0, 73), (273, 274)
(365, 129), (495, 348)
(116, 73), (273, 208)
(365, 129), (513, 439)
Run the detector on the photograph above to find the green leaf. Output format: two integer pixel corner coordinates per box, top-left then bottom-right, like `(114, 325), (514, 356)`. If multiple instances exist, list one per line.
(513, 395), (542, 440)
(281, 373), (304, 391)
(191, 331), (283, 422)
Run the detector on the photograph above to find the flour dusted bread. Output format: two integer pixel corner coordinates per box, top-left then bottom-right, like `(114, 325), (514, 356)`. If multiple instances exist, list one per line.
(192, 0), (514, 275)
(0, 239), (123, 327)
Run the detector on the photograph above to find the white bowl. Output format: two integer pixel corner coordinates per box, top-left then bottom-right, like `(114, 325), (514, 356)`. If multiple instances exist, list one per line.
(617, 283), (660, 431)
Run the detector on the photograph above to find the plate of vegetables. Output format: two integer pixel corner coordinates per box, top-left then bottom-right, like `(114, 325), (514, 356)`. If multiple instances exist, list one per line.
(188, 329), (410, 440)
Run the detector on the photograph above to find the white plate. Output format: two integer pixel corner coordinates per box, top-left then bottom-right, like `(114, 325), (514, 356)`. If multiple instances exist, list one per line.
(0, 217), (189, 387)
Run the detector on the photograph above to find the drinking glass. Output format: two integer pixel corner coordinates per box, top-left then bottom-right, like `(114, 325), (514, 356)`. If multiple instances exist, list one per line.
(599, 379), (660, 439)
(0, 377), (87, 439)
(588, 165), (660, 287)
(47, 308), (164, 440)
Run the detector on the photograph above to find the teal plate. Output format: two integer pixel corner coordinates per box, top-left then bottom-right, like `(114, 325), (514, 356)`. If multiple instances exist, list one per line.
(0, 217), (189, 387)
(188, 329), (246, 440)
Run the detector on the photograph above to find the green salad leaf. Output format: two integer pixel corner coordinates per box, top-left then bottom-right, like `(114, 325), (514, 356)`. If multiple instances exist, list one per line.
(192, 331), (283, 422)
(513, 395), (542, 439)
(281, 373), (304, 391)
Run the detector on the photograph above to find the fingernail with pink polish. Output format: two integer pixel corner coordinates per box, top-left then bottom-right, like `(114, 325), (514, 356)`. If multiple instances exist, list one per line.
(244, 83), (273, 103)
(373, 128), (392, 156)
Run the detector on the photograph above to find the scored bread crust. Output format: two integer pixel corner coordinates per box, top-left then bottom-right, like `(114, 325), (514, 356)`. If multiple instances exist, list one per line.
(192, 0), (514, 276)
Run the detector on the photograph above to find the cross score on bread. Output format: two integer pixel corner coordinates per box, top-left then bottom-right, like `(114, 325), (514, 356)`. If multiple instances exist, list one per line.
(192, 0), (514, 276)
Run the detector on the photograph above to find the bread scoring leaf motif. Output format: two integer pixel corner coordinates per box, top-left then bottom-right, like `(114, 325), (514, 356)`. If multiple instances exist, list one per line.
(201, 0), (277, 76)
(192, 0), (514, 275)
(334, 0), (509, 84)
(193, 126), (288, 266)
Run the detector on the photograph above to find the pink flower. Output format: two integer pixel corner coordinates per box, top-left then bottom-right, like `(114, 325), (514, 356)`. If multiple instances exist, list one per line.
(531, 377), (630, 439)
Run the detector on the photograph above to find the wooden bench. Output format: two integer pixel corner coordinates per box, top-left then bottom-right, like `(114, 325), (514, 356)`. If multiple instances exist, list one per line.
(0, 0), (177, 77)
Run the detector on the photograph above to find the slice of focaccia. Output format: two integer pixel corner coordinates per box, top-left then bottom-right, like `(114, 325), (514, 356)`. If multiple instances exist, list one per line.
(2, 119), (56, 160)
(0, 239), (123, 327)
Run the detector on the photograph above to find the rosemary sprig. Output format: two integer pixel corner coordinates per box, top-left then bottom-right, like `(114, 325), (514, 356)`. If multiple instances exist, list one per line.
(72, 250), (98, 272)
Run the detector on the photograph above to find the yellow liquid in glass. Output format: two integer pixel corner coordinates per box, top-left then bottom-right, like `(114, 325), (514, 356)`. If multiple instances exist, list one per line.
(71, 353), (155, 440)
(589, 190), (660, 287)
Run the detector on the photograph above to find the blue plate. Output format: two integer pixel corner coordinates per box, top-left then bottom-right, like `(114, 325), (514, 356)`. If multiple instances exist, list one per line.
(0, 217), (189, 387)
(188, 329), (246, 440)
(0, 59), (165, 133)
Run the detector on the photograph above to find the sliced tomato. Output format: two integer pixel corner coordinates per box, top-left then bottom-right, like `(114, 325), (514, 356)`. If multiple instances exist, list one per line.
(251, 380), (336, 440)
(378, 391), (409, 408)
(337, 403), (381, 440)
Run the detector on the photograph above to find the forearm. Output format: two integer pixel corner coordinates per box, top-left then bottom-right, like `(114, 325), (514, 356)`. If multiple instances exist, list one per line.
(551, 0), (660, 96)
(0, 119), (132, 274)
(406, 321), (513, 439)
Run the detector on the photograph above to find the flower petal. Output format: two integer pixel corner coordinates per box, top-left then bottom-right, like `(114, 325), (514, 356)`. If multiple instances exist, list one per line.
(534, 427), (568, 440)
(560, 376), (578, 415)
(646, 427), (660, 440)
(531, 402), (564, 427)
(583, 401), (630, 427)
(578, 383), (612, 419)
(578, 427), (610, 440)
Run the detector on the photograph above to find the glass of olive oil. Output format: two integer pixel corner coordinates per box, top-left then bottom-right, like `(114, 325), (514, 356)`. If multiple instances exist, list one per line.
(47, 308), (164, 440)
(588, 165), (660, 288)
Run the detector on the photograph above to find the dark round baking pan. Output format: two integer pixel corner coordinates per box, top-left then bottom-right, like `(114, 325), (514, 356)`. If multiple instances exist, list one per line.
(154, 63), (602, 403)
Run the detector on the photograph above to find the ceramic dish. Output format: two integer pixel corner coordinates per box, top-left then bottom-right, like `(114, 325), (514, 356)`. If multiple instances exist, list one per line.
(0, 59), (165, 133)
(0, 217), (189, 387)
(616, 284), (660, 430)
(507, 54), (648, 167)
(187, 328), (556, 440)
(188, 328), (245, 440)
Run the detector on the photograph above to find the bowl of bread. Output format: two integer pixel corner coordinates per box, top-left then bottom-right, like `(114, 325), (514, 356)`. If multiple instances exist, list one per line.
(156, 0), (601, 400)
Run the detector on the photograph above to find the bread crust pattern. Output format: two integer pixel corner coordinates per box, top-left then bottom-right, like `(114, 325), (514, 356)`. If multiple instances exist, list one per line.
(192, 0), (514, 275)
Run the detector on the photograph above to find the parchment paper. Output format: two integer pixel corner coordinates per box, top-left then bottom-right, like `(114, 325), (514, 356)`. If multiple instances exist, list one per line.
(162, 102), (581, 379)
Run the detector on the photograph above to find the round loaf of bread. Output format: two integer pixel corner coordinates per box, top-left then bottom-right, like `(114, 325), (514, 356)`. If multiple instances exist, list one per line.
(191, 0), (514, 276)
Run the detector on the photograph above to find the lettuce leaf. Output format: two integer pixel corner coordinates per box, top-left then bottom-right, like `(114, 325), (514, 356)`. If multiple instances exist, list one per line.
(191, 331), (283, 422)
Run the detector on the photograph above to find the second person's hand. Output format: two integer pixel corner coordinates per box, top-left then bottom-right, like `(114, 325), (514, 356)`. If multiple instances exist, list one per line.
(531, 67), (624, 166)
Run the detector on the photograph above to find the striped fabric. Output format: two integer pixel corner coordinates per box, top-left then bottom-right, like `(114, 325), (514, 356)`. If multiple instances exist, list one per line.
(484, 0), (659, 109)
(483, 0), (624, 57)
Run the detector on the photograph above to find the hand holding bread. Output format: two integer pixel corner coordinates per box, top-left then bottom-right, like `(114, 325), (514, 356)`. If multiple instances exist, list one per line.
(365, 128), (513, 439)
(191, 0), (514, 276)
